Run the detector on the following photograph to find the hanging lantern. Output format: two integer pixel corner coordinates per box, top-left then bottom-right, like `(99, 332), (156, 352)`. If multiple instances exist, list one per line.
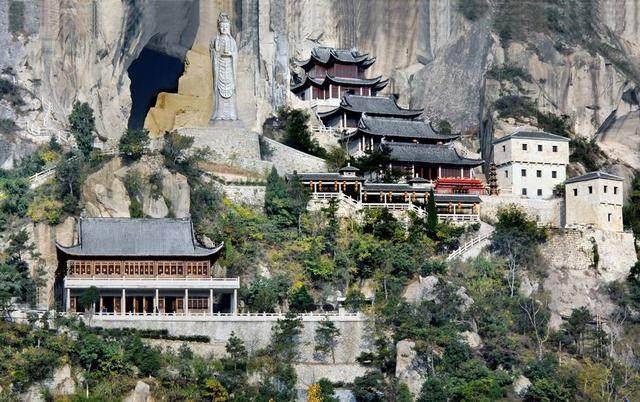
(334, 180), (338, 191)
(388, 192), (393, 201)
(472, 203), (477, 213)
(342, 180), (347, 191)
(318, 180), (323, 191)
(309, 181), (314, 190)
(364, 191), (368, 201)
(457, 202), (462, 209)
(412, 192), (416, 201)
(403, 192), (408, 202)
(448, 202), (453, 213)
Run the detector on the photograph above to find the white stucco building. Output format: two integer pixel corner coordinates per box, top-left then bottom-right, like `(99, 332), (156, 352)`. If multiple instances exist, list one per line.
(493, 131), (570, 199)
(565, 171), (624, 232)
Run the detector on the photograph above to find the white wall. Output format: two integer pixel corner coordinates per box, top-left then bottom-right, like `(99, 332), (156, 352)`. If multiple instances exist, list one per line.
(494, 137), (569, 199)
(565, 178), (624, 231)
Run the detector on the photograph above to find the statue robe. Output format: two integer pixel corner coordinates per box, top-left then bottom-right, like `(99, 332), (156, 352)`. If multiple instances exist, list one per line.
(210, 33), (238, 121)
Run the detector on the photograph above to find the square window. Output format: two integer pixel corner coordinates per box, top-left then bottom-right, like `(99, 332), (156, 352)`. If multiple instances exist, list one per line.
(552, 145), (558, 152)
(537, 144), (542, 151)
(521, 169), (527, 177)
(522, 188), (527, 196)
(552, 171), (557, 178)
(573, 188), (578, 196)
(588, 186), (593, 194)
(537, 189), (542, 196)
(536, 170), (542, 177)
(522, 143), (528, 151)
(604, 185), (608, 193)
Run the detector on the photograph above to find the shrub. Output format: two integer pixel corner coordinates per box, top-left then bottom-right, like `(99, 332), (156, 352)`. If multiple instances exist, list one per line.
(0, 78), (24, 106)
(288, 281), (315, 312)
(344, 288), (367, 312)
(569, 138), (605, 171)
(277, 107), (326, 158)
(118, 128), (150, 161)
(494, 95), (537, 119)
(148, 171), (163, 200)
(456, 0), (489, 21)
(26, 196), (63, 224)
(487, 64), (532, 83)
(8, 0), (25, 34)
(0, 118), (18, 134)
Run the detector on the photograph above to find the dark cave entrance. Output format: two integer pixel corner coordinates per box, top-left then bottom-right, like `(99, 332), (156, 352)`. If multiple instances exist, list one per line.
(127, 47), (185, 129)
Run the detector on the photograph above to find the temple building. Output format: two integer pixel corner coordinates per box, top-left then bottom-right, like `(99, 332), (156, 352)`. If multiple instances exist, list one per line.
(57, 218), (239, 316)
(292, 167), (482, 223)
(565, 171), (624, 232)
(493, 130), (569, 199)
(385, 141), (484, 184)
(291, 47), (389, 106)
(342, 114), (460, 156)
(317, 94), (423, 130)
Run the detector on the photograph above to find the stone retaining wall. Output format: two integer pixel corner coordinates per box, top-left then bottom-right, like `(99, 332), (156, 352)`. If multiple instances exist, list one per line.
(261, 136), (328, 174)
(480, 195), (564, 227)
(91, 314), (369, 364)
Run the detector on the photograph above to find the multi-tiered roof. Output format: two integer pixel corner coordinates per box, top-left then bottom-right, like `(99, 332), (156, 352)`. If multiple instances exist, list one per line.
(318, 94), (424, 128)
(291, 47), (389, 100)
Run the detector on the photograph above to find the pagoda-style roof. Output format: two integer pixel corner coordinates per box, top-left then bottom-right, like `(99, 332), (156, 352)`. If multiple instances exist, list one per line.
(56, 218), (223, 258)
(291, 74), (389, 93)
(318, 95), (423, 119)
(295, 47), (376, 70)
(493, 130), (570, 144)
(291, 172), (363, 182)
(355, 115), (459, 141)
(385, 142), (484, 166)
(565, 171), (623, 184)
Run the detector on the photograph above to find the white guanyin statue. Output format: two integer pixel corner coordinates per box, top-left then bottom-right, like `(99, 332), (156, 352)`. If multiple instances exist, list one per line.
(210, 12), (238, 122)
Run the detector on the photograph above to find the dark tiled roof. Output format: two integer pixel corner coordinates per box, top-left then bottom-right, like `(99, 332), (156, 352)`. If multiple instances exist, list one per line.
(292, 172), (362, 182)
(318, 95), (423, 118)
(434, 194), (482, 204)
(291, 74), (386, 92)
(358, 115), (459, 140)
(57, 218), (222, 257)
(338, 165), (360, 172)
(386, 142), (484, 166)
(565, 171), (624, 184)
(295, 47), (374, 68)
(493, 130), (570, 144)
(361, 183), (481, 203)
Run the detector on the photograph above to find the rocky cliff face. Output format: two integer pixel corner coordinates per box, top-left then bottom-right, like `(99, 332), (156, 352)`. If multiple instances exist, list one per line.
(2, 0), (638, 152)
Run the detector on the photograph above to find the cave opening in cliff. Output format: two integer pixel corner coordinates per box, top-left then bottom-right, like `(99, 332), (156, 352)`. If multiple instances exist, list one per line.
(127, 47), (185, 129)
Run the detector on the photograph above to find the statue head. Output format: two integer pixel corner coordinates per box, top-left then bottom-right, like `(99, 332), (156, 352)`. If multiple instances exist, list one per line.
(218, 12), (231, 35)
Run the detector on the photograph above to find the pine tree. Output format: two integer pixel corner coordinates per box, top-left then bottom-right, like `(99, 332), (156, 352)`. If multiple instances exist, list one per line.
(314, 316), (341, 363)
(68, 101), (96, 157)
(427, 188), (438, 234)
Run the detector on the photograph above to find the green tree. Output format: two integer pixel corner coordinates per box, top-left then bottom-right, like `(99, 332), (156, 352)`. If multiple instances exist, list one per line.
(562, 306), (593, 355)
(278, 107), (326, 157)
(118, 128), (150, 161)
(289, 282), (315, 313)
(68, 101), (96, 157)
(352, 371), (386, 402)
(270, 311), (303, 361)
(55, 154), (85, 213)
(344, 288), (367, 312)
(314, 316), (341, 363)
(491, 205), (547, 297)
(426, 188), (438, 235)
(161, 130), (195, 172)
(225, 331), (247, 372)
(264, 167), (308, 228)
(79, 286), (100, 313)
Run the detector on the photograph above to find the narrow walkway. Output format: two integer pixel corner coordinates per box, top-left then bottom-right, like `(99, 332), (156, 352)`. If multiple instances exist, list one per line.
(447, 223), (495, 261)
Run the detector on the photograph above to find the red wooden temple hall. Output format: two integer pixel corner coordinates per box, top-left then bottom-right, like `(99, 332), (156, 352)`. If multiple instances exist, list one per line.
(290, 47), (389, 102)
(56, 218), (239, 315)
